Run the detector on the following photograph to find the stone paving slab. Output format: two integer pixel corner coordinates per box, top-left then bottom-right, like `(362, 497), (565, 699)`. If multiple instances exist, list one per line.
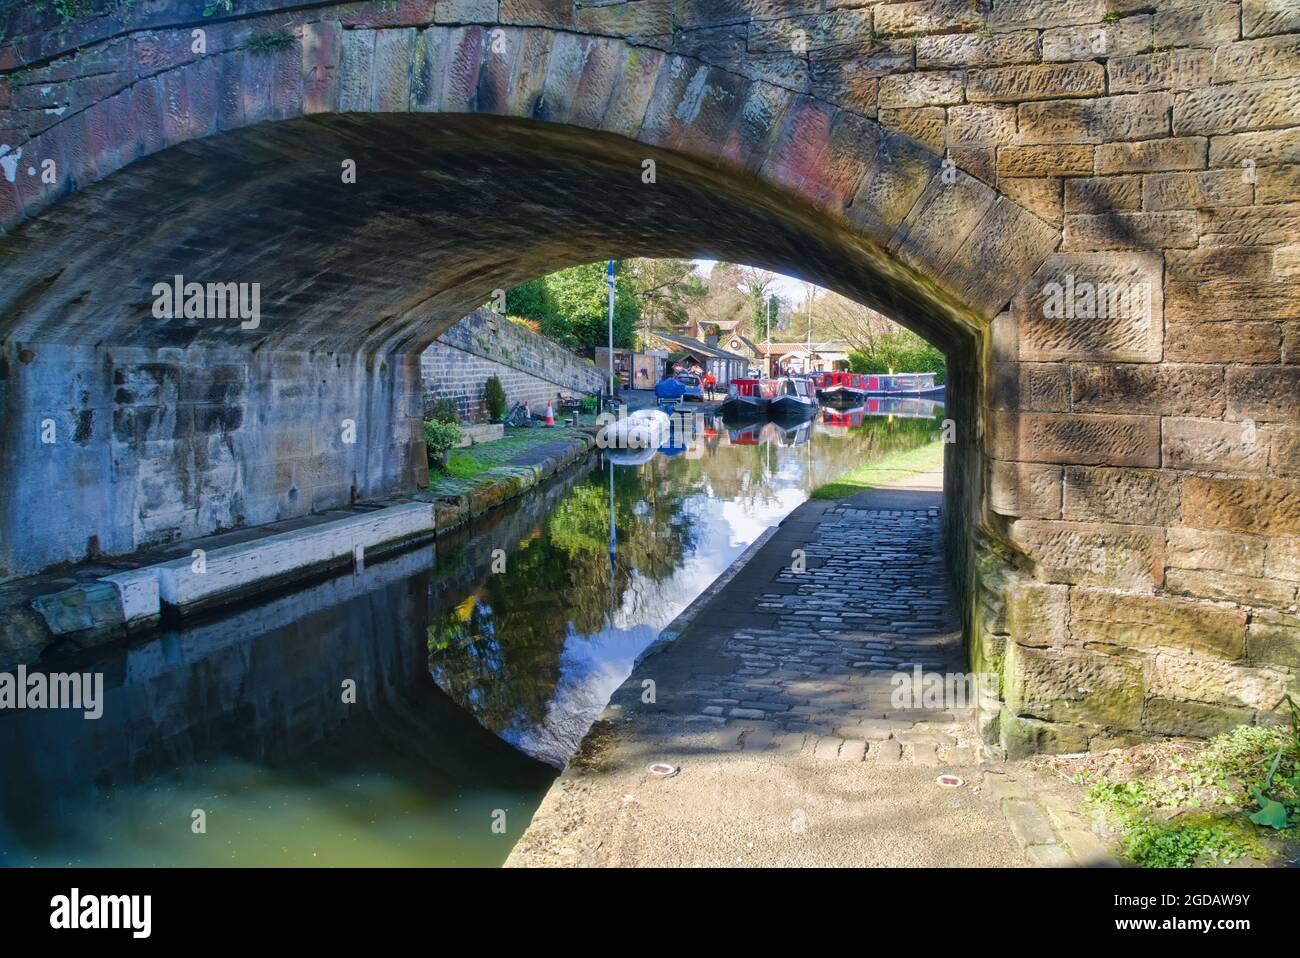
(510, 470), (1029, 867)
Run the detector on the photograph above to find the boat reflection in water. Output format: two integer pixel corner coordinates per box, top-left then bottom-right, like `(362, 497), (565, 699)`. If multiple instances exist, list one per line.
(820, 397), (945, 435)
(725, 419), (814, 447)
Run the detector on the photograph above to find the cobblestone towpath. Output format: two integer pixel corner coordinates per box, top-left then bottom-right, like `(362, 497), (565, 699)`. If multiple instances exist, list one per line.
(507, 474), (1032, 867)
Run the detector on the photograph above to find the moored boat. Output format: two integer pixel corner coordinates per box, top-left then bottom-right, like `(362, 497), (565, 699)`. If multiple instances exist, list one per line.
(861, 372), (941, 395)
(719, 378), (773, 420)
(768, 375), (819, 420)
(813, 371), (869, 404)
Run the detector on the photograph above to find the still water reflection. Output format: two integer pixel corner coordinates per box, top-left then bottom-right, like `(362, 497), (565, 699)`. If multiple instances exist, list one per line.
(0, 404), (941, 867)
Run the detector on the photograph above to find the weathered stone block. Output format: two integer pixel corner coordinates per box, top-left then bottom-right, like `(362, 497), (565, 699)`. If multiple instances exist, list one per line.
(1154, 0), (1242, 49)
(1017, 93), (1171, 145)
(1000, 713), (1092, 759)
(1168, 527), (1268, 577)
(1144, 169), (1254, 210)
(1214, 35), (1300, 86)
(878, 70), (964, 108)
(1070, 587), (1247, 660)
(989, 460), (1063, 519)
(1042, 16), (1151, 63)
(1024, 412), (1161, 468)
(576, 0), (673, 37)
(989, 362), (1070, 411)
(874, 0), (983, 36)
(372, 28), (416, 112)
(1166, 321), (1283, 364)
(889, 170), (997, 275)
(1210, 128), (1300, 168)
(1005, 579), (1070, 647)
(952, 192), (1062, 317)
(1244, 0), (1300, 39)
(1108, 49), (1212, 94)
(1148, 652), (1290, 711)
(302, 20), (343, 115)
(1175, 78), (1300, 137)
(1064, 175), (1141, 213)
(948, 104), (1017, 146)
(1095, 136), (1206, 173)
(1267, 424), (1300, 476)
(1182, 476), (1300, 535)
(1201, 202), (1300, 246)
(1005, 641), (1145, 729)
(1276, 244), (1300, 278)
(1268, 536), (1300, 582)
(500, 0), (574, 28)
(1064, 210), (1198, 251)
(987, 0), (1107, 32)
(1063, 466), (1180, 525)
(999, 177), (1062, 226)
(1258, 165), (1300, 204)
(798, 108), (881, 207)
(1226, 366), (1300, 421)
(1167, 246), (1275, 281)
(1071, 363), (1224, 417)
(998, 144), (1095, 177)
(916, 31), (1037, 69)
(1012, 519), (1164, 591)
(847, 133), (941, 244)
(1163, 418), (1270, 474)
(968, 63), (1107, 103)
(1145, 697), (1256, 738)
(1247, 611), (1300, 670)
(1167, 568), (1298, 609)
(877, 107), (945, 152)
(1014, 251), (1163, 362)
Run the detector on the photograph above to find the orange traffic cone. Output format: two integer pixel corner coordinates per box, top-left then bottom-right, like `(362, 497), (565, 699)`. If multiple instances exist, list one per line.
(545, 400), (555, 426)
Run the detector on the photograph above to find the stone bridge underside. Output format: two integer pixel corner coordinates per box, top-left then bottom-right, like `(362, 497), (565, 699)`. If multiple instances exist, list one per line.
(1, 0), (1298, 756)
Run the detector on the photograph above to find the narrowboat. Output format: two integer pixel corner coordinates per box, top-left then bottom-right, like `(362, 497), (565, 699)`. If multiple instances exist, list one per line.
(813, 371), (869, 404)
(861, 372), (942, 396)
(768, 375), (819, 420)
(720, 378), (774, 420)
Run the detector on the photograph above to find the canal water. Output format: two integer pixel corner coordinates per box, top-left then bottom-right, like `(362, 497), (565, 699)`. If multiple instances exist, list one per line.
(0, 402), (942, 867)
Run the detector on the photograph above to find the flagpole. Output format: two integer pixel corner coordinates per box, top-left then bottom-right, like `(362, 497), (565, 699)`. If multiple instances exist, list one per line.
(607, 259), (616, 397)
(766, 296), (772, 379)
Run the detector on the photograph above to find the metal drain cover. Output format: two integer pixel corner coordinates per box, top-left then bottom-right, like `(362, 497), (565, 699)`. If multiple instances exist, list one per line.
(648, 763), (679, 778)
(936, 774), (964, 788)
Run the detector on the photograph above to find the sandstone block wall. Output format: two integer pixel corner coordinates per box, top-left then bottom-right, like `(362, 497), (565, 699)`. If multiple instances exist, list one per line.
(420, 308), (604, 422)
(0, 342), (422, 579)
(0, 0), (1297, 754)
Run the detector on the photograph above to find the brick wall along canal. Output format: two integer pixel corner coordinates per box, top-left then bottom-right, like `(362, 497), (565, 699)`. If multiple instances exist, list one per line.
(0, 404), (943, 866)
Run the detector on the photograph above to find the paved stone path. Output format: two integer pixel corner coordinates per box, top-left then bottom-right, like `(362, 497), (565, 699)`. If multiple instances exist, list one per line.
(508, 475), (1031, 867)
(686, 499), (979, 767)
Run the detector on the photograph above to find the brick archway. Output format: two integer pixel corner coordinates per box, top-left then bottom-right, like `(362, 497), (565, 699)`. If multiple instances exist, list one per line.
(2, 0), (1298, 755)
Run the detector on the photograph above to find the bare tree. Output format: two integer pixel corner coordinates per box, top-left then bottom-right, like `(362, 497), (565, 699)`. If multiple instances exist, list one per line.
(817, 292), (900, 356)
(737, 266), (777, 302)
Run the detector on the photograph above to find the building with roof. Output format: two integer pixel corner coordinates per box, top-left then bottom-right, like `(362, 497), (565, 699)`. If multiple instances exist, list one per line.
(643, 331), (751, 385)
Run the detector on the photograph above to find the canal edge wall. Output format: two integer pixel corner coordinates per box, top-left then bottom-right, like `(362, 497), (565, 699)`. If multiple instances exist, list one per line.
(421, 309), (606, 424)
(1, 430), (600, 667)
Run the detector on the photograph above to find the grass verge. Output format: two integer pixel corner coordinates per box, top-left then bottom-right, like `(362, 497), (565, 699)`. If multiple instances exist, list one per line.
(810, 440), (945, 499)
(1041, 708), (1300, 867)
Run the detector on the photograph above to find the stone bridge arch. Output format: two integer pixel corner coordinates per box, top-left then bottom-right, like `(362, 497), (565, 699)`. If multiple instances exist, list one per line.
(1, 0), (1298, 756)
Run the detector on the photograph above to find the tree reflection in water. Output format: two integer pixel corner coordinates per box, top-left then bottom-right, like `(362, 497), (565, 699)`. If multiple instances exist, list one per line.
(428, 408), (941, 766)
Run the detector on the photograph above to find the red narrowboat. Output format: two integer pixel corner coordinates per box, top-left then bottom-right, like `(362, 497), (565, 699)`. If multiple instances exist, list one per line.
(720, 377), (775, 420)
(813, 371), (869, 404)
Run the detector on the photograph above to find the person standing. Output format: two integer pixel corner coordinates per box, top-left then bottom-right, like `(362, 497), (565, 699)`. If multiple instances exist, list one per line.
(702, 369), (716, 400)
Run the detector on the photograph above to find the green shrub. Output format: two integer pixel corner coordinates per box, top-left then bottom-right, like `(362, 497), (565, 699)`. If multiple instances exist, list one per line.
(484, 375), (507, 422)
(430, 397), (459, 424)
(848, 330), (946, 385)
(423, 419), (463, 469)
(579, 395), (598, 415)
